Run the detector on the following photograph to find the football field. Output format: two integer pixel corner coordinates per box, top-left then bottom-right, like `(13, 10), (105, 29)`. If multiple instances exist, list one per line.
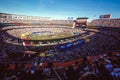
(27, 33), (74, 40)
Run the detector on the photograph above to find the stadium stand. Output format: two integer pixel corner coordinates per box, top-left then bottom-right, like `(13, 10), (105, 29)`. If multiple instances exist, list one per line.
(0, 13), (120, 80)
(89, 18), (120, 28)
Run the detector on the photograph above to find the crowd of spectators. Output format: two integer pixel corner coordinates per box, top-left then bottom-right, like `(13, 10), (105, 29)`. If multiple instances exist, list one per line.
(0, 25), (120, 61)
(0, 18), (120, 80)
(0, 15), (73, 26)
(56, 51), (120, 80)
(1, 25), (119, 63)
(0, 51), (120, 80)
(89, 18), (120, 28)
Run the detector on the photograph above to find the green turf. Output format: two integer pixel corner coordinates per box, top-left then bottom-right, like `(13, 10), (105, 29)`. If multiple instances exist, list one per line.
(27, 33), (74, 40)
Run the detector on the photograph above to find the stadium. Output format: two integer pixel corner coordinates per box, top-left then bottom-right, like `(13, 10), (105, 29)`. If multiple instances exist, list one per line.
(0, 12), (120, 80)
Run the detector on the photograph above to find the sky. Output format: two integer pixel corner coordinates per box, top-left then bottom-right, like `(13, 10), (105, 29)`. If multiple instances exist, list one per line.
(0, 0), (120, 21)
